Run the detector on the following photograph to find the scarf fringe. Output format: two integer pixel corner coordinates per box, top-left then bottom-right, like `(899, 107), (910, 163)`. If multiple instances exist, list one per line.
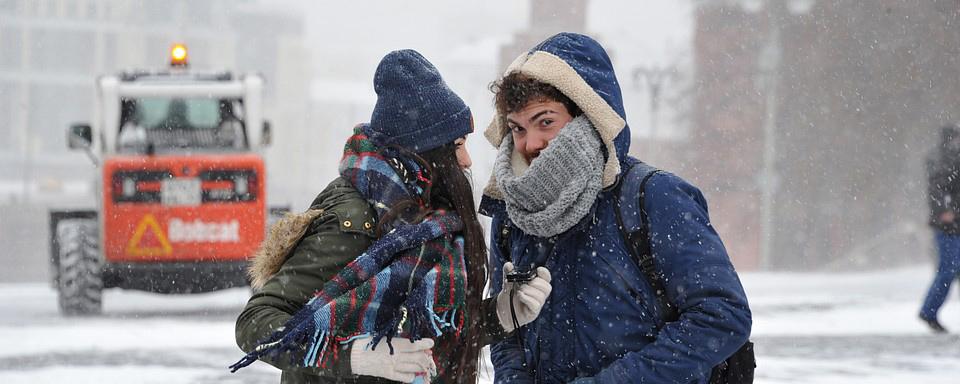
(303, 329), (328, 367)
(230, 299), (330, 371)
(231, 276), (467, 373)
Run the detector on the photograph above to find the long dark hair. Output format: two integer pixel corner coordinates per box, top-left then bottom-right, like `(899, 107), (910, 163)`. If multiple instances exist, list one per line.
(381, 142), (487, 382)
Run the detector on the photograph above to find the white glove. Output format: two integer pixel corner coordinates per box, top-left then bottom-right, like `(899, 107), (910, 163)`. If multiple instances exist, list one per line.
(350, 336), (436, 382)
(496, 262), (552, 332)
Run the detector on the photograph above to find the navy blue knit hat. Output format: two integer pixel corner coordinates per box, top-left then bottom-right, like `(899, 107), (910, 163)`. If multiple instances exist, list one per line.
(365, 50), (473, 153)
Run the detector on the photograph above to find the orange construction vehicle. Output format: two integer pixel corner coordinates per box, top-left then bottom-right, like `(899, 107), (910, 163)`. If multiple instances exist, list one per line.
(50, 44), (273, 315)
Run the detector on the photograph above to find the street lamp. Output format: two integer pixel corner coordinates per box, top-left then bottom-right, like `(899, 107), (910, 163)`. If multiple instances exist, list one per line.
(757, 8), (781, 271)
(754, 0), (814, 270)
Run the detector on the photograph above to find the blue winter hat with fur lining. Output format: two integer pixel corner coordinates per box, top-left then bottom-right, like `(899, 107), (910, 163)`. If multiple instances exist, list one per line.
(365, 49), (473, 153)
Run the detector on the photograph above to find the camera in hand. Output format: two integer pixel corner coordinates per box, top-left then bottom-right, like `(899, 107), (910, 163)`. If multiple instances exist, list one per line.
(506, 266), (536, 283)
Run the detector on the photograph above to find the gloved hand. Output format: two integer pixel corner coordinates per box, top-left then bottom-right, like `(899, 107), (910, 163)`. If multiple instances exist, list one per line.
(350, 336), (436, 382)
(496, 262), (552, 332)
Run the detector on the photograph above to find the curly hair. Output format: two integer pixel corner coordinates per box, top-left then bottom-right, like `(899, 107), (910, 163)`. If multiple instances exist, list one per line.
(489, 71), (582, 121)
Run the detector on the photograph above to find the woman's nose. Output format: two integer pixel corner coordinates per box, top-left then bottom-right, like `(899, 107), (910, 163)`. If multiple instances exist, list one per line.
(457, 147), (472, 169)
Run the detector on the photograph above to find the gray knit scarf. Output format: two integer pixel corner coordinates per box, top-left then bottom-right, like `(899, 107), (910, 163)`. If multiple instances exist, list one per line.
(495, 115), (604, 238)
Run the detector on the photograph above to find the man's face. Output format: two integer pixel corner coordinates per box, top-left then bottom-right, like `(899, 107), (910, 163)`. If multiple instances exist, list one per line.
(506, 100), (574, 163)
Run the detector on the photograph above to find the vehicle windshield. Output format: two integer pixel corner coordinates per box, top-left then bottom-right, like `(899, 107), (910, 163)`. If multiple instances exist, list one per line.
(117, 97), (248, 153)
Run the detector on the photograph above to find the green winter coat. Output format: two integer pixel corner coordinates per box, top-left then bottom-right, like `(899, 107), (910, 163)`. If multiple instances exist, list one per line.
(235, 177), (505, 384)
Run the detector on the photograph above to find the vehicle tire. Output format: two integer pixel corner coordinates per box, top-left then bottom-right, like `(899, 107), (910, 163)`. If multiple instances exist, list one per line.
(56, 218), (102, 316)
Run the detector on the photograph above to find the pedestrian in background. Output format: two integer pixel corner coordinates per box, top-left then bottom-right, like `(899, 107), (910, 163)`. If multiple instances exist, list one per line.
(920, 123), (960, 333)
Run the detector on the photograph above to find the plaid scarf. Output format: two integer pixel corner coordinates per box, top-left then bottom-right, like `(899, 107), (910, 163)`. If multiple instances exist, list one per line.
(230, 125), (468, 374)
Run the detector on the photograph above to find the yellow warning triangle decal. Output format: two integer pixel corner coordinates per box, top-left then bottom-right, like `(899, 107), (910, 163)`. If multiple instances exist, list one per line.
(126, 213), (173, 257)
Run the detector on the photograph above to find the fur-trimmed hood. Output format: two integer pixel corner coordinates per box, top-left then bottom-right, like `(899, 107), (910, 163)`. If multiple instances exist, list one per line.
(247, 209), (326, 289)
(246, 178), (377, 289)
(484, 32), (631, 199)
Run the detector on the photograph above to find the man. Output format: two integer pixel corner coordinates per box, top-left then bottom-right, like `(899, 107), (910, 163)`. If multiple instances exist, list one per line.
(481, 33), (752, 383)
(920, 123), (960, 333)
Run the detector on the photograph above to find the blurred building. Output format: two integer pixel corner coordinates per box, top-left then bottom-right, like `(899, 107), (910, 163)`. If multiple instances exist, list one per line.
(498, 0), (588, 71)
(692, 0), (960, 270)
(496, 0), (692, 165)
(0, 0), (310, 206)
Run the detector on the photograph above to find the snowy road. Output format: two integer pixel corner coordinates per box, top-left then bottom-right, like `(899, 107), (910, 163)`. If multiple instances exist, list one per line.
(0, 284), (277, 384)
(1, 266), (957, 383)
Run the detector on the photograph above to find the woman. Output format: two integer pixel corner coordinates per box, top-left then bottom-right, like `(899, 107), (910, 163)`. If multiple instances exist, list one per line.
(231, 50), (552, 383)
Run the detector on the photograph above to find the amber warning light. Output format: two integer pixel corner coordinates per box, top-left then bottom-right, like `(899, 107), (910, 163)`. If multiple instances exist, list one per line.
(170, 43), (188, 67)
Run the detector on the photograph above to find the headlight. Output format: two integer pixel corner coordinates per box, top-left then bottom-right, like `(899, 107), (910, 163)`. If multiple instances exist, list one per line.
(233, 174), (248, 196)
(122, 177), (137, 197)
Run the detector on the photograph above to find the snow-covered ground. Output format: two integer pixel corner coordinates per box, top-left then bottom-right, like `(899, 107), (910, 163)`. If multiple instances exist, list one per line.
(745, 267), (960, 384)
(0, 266), (957, 383)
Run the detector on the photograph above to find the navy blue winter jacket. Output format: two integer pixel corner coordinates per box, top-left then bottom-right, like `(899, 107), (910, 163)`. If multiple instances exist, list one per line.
(480, 33), (752, 384)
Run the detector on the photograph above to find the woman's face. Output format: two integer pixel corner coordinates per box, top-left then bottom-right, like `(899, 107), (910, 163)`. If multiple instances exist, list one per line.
(454, 136), (471, 170)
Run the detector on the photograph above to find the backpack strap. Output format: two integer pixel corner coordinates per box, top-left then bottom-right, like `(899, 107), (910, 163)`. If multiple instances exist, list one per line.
(613, 161), (678, 321)
(617, 163), (756, 380)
